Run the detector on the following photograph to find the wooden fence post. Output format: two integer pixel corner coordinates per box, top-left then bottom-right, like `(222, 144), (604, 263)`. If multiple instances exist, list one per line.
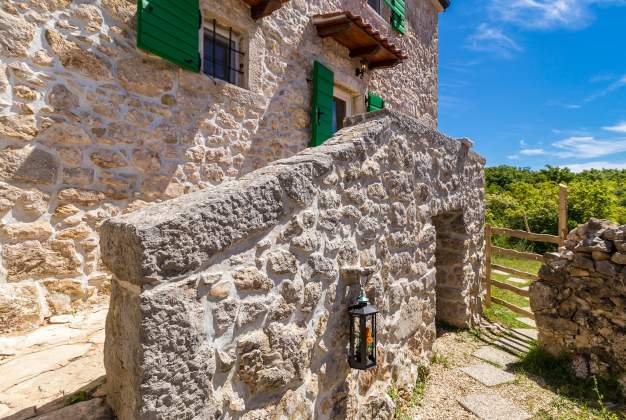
(484, 224), (492, 307)
(558, 184), (568, 246)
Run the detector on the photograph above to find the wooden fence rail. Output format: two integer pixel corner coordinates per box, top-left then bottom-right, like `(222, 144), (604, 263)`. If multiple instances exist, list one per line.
(484, 185), (568, 324)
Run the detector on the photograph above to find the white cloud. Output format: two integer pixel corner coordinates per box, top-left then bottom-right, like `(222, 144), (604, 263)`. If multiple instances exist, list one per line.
(602, 121), (626, 133)
(520, 148), (548, 156)
(564, 104), (581, 109)
(489, 0), (626, 30)
(585, 74), (626, 101)
(465, 23), (522, 58)
(561, 161), (626, 172)
(507, 154), (521, 160)
(553, 136), (626, 158)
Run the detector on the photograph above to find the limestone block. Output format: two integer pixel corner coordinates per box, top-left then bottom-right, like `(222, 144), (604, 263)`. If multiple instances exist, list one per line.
(0, 146), (59, 185)
(62, 167), (94, 186)
(268, 250), (298, 275)
(117, 57), (174, 97)
(233, 266), (273, 292)
(0, 114), (38, 141)
(90, 149), (127, 168)
(45, 29), (111, 80)
(0, 220), (53, 241)
(0, 283), (42, 333)
(40, 122), (90, 145)
(0, 10), (34, 57)
(2, 240), (81, 281)
(42, 278), (86, 314)
(57, 188), (105, 207)
(71, 4), (103, 31)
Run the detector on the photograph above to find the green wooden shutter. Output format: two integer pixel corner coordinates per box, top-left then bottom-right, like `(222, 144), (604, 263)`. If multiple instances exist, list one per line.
(384, 0), (406, 34)
(311, 61), (334, 147)
(368, 92), (385, 112)
(137, 0), (200, 72)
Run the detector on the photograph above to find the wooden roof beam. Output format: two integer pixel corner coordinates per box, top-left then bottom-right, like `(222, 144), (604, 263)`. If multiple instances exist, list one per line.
(247, 0), (289, 19)
(316, 22), (353, 38)
(349, 44), (382, 59)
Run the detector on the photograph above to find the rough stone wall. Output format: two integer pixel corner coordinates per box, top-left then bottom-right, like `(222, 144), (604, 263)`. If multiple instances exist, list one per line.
(100, 111), (485, 419)
(530, 218), (626, 389)
(0, 0), (440, 332)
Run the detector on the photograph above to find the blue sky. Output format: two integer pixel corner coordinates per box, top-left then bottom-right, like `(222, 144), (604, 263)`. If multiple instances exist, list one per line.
(438, 0), (626, 171)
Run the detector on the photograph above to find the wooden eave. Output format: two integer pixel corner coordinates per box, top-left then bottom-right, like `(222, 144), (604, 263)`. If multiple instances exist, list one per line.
(241, 0), (289, 19)
(312, 12), (408, 70)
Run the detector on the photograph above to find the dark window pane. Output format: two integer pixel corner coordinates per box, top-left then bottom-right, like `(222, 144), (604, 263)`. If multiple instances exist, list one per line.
(368, 0), (381, 14)
(203, 29), (237, 84)
(333, 96), (347, 133)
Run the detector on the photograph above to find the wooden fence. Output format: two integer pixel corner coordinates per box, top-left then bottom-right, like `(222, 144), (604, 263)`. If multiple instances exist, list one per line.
(484, 185), (568, 320)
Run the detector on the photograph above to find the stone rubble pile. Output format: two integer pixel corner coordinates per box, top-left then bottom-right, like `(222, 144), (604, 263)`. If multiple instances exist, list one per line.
(530, 218), (626, 390)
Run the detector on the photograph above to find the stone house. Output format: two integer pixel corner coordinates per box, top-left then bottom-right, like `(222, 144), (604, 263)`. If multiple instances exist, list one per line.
(0, 0), (454, 333)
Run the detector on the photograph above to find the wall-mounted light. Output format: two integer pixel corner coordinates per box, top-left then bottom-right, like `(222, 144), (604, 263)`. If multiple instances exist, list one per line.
(347, 273), (378, 370)
(355, 60), (369, 79)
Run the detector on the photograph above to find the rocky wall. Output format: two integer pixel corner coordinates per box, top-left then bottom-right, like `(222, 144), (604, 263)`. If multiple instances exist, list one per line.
(530, 218), (626, 389)
(0, 0), (440, 332)
(100, 111), (485, 419)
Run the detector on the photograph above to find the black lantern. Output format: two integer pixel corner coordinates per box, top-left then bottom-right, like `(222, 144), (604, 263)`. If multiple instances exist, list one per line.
(348, 291), (378, 370)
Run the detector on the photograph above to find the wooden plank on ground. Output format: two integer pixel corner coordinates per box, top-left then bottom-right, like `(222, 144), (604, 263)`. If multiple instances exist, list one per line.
(491, 264), (538, 281)
(492, 246), (543, 262)
(559, 185), (568, 246)
(491, 227), (561, 245)
(490, 279), (530, 297)
(492, 297), (535, 319)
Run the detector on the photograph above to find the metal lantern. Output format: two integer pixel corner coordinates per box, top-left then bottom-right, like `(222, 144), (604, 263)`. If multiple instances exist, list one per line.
(348, 291), (378, 370)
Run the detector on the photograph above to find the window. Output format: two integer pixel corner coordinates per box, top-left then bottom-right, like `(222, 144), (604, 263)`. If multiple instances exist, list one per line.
(368, 0), (382, 14)
(332, 88), (353, 133)
(202, 20), (244, 86)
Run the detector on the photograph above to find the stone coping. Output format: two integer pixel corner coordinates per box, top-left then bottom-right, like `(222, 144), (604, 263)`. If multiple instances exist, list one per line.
(100, 110), (484, 287)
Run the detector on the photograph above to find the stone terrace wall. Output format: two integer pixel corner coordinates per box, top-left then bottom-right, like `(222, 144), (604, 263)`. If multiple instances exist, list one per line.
(100, 111), (485, 419)
(0, 0), (440, 332)
(530, 219), (626, 389)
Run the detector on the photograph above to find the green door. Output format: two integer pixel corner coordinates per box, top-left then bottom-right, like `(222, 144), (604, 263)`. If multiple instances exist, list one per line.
(137, 0), (200, 72)
(311, 61), (334, 147)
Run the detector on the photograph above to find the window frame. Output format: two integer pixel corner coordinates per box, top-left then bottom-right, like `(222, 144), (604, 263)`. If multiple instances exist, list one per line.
(201, 19), (244, 87)
(332, 87), (353, 133)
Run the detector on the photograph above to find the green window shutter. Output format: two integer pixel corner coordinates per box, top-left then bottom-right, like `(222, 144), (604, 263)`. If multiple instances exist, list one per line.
(384, 0), (406, 34)
(137, 0), (200, 72)
(311, 61), (334, 147)
(368, 92), (385, 112)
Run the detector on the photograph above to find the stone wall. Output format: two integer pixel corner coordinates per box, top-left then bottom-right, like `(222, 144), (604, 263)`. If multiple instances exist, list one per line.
(0, 0), (441, 332)
(530, 219), (626, 389)
(100, 111), (485, 419)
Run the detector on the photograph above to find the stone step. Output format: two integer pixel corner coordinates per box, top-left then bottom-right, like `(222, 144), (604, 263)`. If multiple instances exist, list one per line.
(516, 317), (536, 328)
(472, 346), (520, 367)
(458, 392), (531, 420)
(460, 363), (517, 387)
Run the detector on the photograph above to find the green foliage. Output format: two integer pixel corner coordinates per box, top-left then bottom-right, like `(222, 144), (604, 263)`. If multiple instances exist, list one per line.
(486, 165), (626, 253)
(65, 391), (89, 406)
(514, 345), (623, 407)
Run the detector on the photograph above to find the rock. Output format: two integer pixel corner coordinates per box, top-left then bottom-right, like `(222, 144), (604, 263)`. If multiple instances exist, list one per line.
(363, 393), (396, 420)
(460, 363), (516, 387)
(57, 188), (106, 207)
(54, 203), (81, 218)
(117, 57), (174, 97)
(2, 240), (81, 281)
(0, 10), (35, 57)
(13, 85), (37, 101)
(458, 393), (530, 420)
(42, 278), (86, 314)
(304, 253), (337, 281)
(101, 0), (136, 25)
(45, 29), (111, 80)
(0, 283), (42, 333)
(0, 220), (53, 241)
(0, 182), (22, 213)
(291, 230), (320, 254)
(72, 4), (103, 31)
(41, 122), (90, 146)
(16, 189), (49, 218)
(90, 149), (127, 168)
(281, 279), (303, 304)
(0, 114), (38, 141)
(267, 250), (298, 275)
(131, 149), (160, 173)
(232, 267), (273, 291)
(0, 146), (59, 185)
(611, 253), (626, 265)
(34, 397), (113, 420)
(236, 299), (268, 327)
(302, 282), (321, 312)
(33, 49), (54, 66)
(214, 298), (238, 334)
(56, 222), (92, 240)
(62, 167), (95, 186)
(48, 85), (80, 113)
